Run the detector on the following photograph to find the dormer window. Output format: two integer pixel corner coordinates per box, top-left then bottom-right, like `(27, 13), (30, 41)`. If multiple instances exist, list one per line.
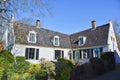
(28, 31), (36, 43)
(53, 36), (60, 46)
(78, 36), (86, 46)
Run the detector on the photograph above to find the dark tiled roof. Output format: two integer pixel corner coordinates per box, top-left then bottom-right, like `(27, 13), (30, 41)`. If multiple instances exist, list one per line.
(14, 22), (110, 49)
(70, 24), (110, 48)
(14, 22), (71, 48)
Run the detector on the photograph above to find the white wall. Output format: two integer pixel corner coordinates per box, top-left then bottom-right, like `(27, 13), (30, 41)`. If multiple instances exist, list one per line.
(12, 44), (70, 64)
(107, 21), (118, 52)
(107, 20), (120, 63)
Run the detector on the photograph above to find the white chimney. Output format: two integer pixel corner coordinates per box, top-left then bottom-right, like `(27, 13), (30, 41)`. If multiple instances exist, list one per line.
(36, 20), (40, 28)
(109, 19), (113, 27)
(92, 20), (96, 29)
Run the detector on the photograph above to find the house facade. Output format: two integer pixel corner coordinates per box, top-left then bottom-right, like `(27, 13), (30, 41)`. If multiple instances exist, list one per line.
(7, 19), (120, 64)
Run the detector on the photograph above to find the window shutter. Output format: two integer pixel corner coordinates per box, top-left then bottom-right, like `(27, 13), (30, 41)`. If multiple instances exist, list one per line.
(36, 49), (39, 60)
(25, 48), (29, 59)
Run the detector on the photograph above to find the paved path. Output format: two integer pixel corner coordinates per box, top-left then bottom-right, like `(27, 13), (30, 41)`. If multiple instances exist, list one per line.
(91, 70), (120, 80)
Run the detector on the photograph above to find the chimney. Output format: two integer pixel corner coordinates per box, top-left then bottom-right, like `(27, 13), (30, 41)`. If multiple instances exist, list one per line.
(91, 20), (96, 29)
(109, 19), (112, 27)
(36, 20), (40, 28)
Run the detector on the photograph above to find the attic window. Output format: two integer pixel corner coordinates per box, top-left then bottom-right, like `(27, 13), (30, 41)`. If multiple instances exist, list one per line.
(53, 36), (60, 46)
(28, 31), (37, 43)
(78, 36), (86, 46)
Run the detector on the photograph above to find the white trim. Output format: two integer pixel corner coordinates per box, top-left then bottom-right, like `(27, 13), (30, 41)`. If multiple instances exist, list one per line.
(28, 31), (37, 43)
(78, 36), (86, 46)
(53, 36), (60, 46)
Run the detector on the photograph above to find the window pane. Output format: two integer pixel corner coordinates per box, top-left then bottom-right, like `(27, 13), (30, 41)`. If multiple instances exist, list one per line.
(80, 38), (83, 44)
(79, 50), (82, 59)
(29, 33), (35, 42)
(55, 50), (61, 59)
(87, 49), (90, 59)
(73, 51), (75, 59)
(91, 49), (93, 58)
(55, 38), (59, 45)
(36, 49), (39, 60)
(100, 47), (103, 53)
(29, 48), (35, 59)
(83, 50), (87, 59)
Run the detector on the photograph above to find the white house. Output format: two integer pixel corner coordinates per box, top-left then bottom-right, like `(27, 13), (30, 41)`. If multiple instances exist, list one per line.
(7, 19), (120, 64)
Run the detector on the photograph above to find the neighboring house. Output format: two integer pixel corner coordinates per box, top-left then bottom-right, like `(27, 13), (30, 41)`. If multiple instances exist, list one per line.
(7, 19), (120, 64)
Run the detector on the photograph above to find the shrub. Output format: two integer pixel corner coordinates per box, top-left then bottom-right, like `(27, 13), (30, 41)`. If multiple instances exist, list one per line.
(101, 52), (115, 71)
(40, 60), (56, 80)
(58, 58), (74, 68)
(55, 59), (74, 80)
(70, 63), (89, 80)
(0, 67), (4, 80)
(35, 70), (48, 80)
(89, 58), (104, 75)
(28, 64), (40, 75)
(8, 61), (30, 73)
(0, 50), (14, 64)
(16, 56), (26, 62)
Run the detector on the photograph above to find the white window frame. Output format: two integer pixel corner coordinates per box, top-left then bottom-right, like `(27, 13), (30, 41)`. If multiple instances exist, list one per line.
(78, 36), (86, 46)
(25, 48), (39, 60)
(53, 36), (60, 46)
(28, 31), (37, 43)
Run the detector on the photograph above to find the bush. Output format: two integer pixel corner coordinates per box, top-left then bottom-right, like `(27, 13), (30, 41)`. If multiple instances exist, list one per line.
(16, 56), (26, 62)
(58, 58), (74, 68)
(89, 58), (104, 75)
(28, 64), (40, 75)
(0, 67), (4, 80)
(0, 50), (14, 64)
(35, 70), (48, 80)
(40, 60), (56, 80)
(55, 59), (74, 80)
(101, 52), (115, 71)
(9, 61), (30, 73)
(70, 63), (90, 80)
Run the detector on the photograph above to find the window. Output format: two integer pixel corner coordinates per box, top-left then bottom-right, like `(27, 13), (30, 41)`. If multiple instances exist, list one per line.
(80, 38), (83, 44)
(91, 48), (99, 58)
(53, 36), (60, 46)
(83, 50), (87, 59)
(78, 36), (86, 46)
(25, 48), (39, 60)
(55, 50), (64, 59)
(28, 31), (36, 43)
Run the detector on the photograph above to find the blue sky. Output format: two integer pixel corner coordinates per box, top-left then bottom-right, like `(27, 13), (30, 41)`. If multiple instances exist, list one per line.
(17, 0), (120, 34)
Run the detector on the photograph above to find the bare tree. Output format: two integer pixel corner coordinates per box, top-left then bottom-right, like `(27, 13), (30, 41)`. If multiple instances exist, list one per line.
(113, 20), (120, 50)
(0, 0), (54, 19)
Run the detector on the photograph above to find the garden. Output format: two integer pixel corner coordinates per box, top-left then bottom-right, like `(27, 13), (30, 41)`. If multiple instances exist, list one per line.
(0, 50), (116, 80)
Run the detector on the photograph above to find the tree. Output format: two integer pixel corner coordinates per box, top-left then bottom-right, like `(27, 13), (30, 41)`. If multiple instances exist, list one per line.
(0, 0), (53, 19)
(113, 20), (120, 50)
